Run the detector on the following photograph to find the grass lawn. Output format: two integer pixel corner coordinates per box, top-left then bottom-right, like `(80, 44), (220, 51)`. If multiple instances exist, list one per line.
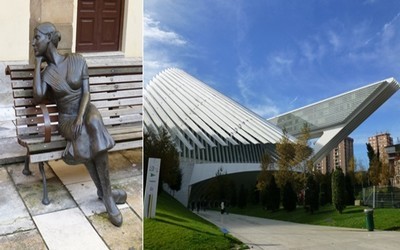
(144, 192), (246, 250)
(228, 204), (400, 231)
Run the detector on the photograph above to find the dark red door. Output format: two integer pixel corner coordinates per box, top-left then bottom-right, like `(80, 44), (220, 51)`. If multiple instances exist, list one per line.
(76, 0), (123, 52)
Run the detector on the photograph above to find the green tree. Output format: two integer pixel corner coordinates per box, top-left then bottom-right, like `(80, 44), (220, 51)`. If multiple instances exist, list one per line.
(256, 152), (274, 191)
(366, 143), (381, 186)
(304, 175), (319, 214)
(276, 130), (296, 188)
(276, 125), (313, 192)
(282, 181), (297, 212)
(344, 174), (355, 205)
(380, 161), (392, 186)
(319, 172), (332, 206)
(332, 167), (346, 213)
(144, 127), (181, 193)
(264, 174), (280, 211)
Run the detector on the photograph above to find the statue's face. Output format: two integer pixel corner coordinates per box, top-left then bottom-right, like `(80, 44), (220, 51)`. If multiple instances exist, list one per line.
(32, 30), (50, 57)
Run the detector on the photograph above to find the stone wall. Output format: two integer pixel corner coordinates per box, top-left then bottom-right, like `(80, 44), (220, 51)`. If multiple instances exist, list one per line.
(29, 0), (75, 64)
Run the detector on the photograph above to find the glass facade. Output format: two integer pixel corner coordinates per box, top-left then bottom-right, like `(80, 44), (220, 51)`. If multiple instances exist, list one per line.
(268, 84), (380, 137)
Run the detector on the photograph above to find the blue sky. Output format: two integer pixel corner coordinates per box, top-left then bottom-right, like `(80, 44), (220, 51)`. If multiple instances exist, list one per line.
(144, 0), (400, 168)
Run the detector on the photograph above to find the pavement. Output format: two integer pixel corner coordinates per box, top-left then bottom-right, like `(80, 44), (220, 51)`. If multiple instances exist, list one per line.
(0, 148), (143, 250)
(198, 210), (399, 250)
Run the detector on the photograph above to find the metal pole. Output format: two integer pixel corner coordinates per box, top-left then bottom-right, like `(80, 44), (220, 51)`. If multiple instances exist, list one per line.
(372, 185), (376, 209)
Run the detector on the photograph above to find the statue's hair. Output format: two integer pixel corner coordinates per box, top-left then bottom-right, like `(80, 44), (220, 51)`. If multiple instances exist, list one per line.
(35, 22), (61, 48)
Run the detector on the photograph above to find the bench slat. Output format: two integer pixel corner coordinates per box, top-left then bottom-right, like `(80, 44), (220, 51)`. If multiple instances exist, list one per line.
(16, 115), (59, 126)
(18, 124), (142, 145)
(90, 82), (142, 92)
(6, 65), (142, 80)
(88, 66), (142, 76)
(13, 88), (142, 101)
(89, 75), (142, 84)
(92, 97), (142, 108)
(90, 89), (142, 100)
(27, 131), (142, 154)
(15, 106), (58, 116)
(29, 139), (142, 163)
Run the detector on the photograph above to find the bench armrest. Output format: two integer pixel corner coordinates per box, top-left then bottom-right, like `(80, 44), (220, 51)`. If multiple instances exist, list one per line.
(39, 104), (52, 143)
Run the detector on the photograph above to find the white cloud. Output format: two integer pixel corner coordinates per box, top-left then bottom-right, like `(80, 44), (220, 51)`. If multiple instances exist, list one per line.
(327, 30), (341, 51)
(144, 14), (187, 46)
(267, 54), (294, 76)
(143, 13), (189, 84)
(299, 37), (326, 63)
(249, 103), (280, 118)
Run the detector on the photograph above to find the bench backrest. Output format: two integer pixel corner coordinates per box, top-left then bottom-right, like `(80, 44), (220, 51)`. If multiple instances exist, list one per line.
(6, 64), (143, 142)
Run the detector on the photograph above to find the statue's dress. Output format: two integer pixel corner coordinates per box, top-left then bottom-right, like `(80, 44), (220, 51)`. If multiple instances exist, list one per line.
(42, 54), (115, 164)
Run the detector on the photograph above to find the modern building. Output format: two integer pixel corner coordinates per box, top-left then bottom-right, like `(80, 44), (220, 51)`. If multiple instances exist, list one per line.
(369, 133), (393, 163)
(316, 137), (354, 174)
(268, 78), (400, 164)
(385, 144), (400, 186)
(145, 68), (400, 205)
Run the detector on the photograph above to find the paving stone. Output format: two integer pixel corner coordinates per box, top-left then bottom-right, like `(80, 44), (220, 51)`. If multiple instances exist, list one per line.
(108, 151), (138, 181)
(89, 207), (142, 250)
(0, 168), (35, 235)
(0, 229), (47, 250)
(33, 207), (108, 250)
(48, 160), (92, 185)
(114, 175), (143, 219)
(0, 137), (26, 165)
(119, 149), (143, 176)
(119, 148), (142, 165)
(7, 162), (76, 216)
(7, 162), (56, 185)
(66, 180), (128, 217)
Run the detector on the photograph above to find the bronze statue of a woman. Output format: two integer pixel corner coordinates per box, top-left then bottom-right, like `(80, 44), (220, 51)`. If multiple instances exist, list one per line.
(32, 22), (126, 227)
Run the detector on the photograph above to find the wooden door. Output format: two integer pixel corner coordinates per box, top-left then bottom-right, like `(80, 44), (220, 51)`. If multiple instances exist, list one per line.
(76, 0), (123, 52)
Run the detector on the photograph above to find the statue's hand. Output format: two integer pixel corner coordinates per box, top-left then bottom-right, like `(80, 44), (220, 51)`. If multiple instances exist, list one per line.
(73, 116), (83, 139)
(35, 56), (44, 65)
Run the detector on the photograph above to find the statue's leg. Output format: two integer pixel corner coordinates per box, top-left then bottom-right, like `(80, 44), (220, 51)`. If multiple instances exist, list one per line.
(84, 161), (103, 197)
(94, 151), (123, 227)
(84, 160), (127, 204)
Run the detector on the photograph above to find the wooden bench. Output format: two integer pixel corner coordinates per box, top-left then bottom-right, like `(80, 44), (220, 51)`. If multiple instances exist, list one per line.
(6, 62), (143, 205)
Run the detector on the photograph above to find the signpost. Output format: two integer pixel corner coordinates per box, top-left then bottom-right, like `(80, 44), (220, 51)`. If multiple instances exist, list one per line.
(144, 158), (161, 218)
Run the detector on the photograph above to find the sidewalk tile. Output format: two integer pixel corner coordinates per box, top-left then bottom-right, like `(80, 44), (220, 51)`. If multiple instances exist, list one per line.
(33, 207), (108, 250)
(108, 151), (139, 181)
(0, 229), (47, 250)
(7, 163), (76, 216)
(114, 176), (143, 219)
(89, 207), (142, 250)
(48, 160), (92, 185)
(66, 180), (128, 217)
(0, 168), (35, 235)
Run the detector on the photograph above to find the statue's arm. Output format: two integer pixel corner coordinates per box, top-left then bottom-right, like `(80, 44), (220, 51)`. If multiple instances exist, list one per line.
(73, 78), (90, 139)
(32, 57), (48, 103)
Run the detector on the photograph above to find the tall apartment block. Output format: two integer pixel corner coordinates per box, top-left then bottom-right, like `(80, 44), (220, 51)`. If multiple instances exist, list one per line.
(317, 137), (354, 174)
(368, 133), (393, 163)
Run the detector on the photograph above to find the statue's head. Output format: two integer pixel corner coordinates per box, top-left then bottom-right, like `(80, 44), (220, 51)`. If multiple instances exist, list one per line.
(32, 22), (61, 57)
(34, 22), (61, 48)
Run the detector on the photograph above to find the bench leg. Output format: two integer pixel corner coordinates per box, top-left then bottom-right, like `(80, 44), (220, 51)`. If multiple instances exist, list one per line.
(22, 155), (32, 176)
(39, 162), (50, 205)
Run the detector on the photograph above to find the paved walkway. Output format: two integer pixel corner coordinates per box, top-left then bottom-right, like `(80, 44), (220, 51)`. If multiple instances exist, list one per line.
(0, 149), (143, 250)
(199, 211), (398, 250)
